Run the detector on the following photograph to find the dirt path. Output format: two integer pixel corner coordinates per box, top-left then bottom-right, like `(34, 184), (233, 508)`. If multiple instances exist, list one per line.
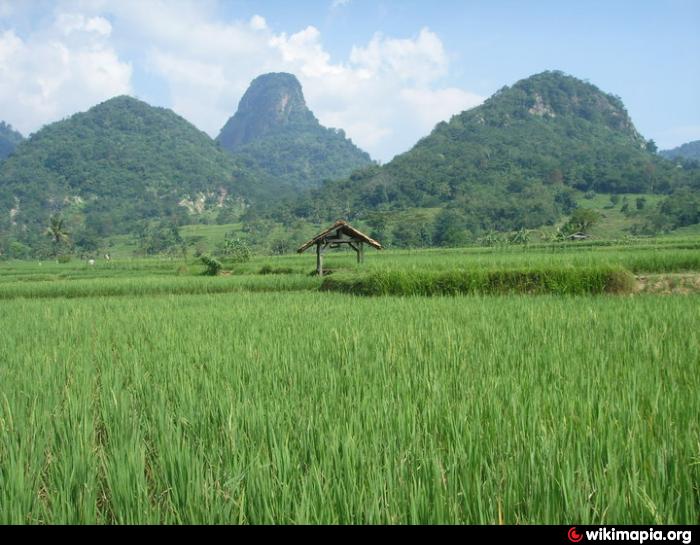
(635, 273), (700, 295)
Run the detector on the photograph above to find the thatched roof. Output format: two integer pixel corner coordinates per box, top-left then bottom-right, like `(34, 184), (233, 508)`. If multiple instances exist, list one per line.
(297, 220), (383, 253)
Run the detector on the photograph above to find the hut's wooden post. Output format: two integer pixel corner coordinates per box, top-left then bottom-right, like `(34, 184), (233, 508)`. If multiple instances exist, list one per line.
(357, 242), (364, 264)
(316, 242), (323, 276)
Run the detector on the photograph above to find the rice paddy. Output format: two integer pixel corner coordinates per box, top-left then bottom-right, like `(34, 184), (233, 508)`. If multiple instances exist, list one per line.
(0, 239), (698, 524)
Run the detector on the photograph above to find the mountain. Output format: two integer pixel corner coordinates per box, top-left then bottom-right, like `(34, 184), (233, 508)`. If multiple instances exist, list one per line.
(0, 122), (24, 161)
(660, 141), (700, 161)
(0, 96), (262, 242)
(217, 73), (373, 189)
(296, 71), (694, 235)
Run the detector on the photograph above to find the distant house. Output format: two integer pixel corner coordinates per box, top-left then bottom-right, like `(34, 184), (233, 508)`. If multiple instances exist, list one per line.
(567, 232), (590, 241)
(297, 220), (382, 276)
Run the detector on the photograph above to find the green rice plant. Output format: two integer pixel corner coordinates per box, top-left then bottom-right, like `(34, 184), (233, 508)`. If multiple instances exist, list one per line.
(0, 293), (697, 524)
(321, 267), (637, 296)
(0, 275), (321, 300)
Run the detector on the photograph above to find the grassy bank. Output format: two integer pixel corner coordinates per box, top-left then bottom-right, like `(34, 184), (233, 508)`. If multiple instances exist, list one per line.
(321, 267), (637, 296)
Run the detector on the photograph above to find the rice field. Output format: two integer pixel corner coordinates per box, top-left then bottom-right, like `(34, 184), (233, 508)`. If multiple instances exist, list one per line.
(0, 240), (699, 524)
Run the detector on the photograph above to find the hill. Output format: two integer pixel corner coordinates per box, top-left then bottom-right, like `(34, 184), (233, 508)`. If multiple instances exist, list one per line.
(660, 141), (700, 162)
(217, 73), (373, 190)
(291, 71), (696, 240)
(0, 96), (264, 247)
(0, 122), (24, 161)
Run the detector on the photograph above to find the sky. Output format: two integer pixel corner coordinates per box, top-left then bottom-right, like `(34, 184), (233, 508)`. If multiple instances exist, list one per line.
(0, 0), (698, 162)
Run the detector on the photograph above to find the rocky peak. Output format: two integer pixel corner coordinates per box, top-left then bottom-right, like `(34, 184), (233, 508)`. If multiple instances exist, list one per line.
(217, 73), (317, 151)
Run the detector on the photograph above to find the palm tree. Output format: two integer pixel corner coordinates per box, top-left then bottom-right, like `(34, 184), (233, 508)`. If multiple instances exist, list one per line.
(45, 215), (70, 254)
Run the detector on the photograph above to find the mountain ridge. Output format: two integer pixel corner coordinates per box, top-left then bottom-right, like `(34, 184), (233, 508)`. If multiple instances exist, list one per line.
(217, 72), (373, 190)
(660, 140), (700, 162)
(0, 95), (264, 243)
(289, 70), (695, 236)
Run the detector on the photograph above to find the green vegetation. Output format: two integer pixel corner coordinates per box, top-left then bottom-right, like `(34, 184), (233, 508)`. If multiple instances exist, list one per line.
(44, 214), (71, 256)
(1, 72), (698, 262)
(219, 235), (252, 263)
(321, 267), (636, 296)
(0, 62), (698, 526)
(281, 71), (699, 236)
(217, 73), (373, 190)
(0, 121), (24, 161)
(0, 274), (320, 300)
(0, 96), (264, 251)
(200, 255), (223, 276)
(660, 140), (700, 161)
(0, 236), (699, 524)
(563, 208), (601, 234)
(0, 290), (697, 524)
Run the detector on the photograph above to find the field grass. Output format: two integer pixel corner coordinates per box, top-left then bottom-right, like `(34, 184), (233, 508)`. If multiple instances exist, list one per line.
(0, 239), (698, 524)
(248, 246), (700, 278)
(0, 292), (697, 524)
(320, 267), (636, 296)
(573, 192), (664, 238)
(0, 274), (320, 300)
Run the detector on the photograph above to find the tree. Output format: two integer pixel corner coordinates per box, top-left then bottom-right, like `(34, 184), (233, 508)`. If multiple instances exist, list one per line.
(74, 229), (100, 254)
(220, 235), (252, 263)
(564, 208), (600, 234)
(270, 239), (291, 255)
(45, 215), (70, 255)
(365, 213), (390, 244)
(137, 221), (184, 256)
(392, 218), (432, 248)
(433, 209), (470, 247)
(509, 228), (531, 245)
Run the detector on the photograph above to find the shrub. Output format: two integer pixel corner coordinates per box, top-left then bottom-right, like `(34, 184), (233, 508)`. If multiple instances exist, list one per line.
(221, 236), (252, 263)
(200, 255), (222, 276)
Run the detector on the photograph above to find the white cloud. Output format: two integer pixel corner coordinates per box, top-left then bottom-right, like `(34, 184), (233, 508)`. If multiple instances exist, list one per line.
(249, 15), (267, 31)
(331, 0), (351, 8)
(85, 16), (112, 36)
(55, 13), (112, 37)
(126, 10), (480, 160)
(0, 1), (483, 161)
(0, 19), (131, 136)
(350, 28), (449, 85)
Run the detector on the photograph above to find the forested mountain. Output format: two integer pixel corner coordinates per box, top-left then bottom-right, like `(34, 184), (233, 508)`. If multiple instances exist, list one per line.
(217, 73), (373, 190)
(0, 122), (24, 161)
(0, 96), (265, 245)
(1, 71), (698, 258)
(660, 141), (700, 161)
(288, 71), (696, 236)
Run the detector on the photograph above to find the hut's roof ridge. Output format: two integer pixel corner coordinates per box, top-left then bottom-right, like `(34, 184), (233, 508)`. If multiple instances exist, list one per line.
(297, 220), (383, 253)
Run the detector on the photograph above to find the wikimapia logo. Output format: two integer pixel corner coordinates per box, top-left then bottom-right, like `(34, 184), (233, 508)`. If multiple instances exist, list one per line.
(567, 527), (693, 544)
(569, 528), (584, 543)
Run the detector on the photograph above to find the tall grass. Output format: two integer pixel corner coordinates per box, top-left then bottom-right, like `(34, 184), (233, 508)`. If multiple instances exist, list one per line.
(321, 267), (637, 296)
(238, 247), (700, 276)
(0, 274), (320, 300)
(1, 292), (698, 524)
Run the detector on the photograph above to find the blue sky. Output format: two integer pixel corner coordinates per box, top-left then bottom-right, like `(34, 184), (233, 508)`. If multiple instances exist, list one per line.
(0, 0), (698, 161)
